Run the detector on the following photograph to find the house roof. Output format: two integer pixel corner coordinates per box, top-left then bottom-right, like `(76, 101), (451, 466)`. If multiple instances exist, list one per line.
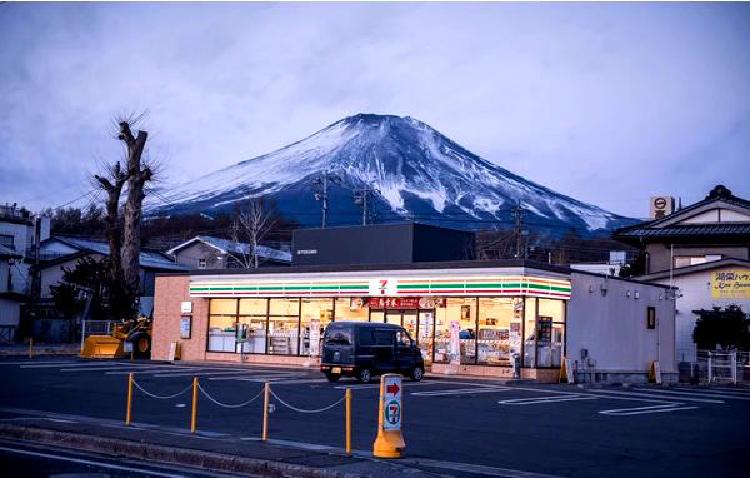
(637, 258), (750, 281)
(40, 237), (188, 271)
(613, 185), (750, 243)
(166, 235), (291, 263)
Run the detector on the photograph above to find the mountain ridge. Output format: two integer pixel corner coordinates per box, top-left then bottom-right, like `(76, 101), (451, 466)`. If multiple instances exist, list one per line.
(152, 113), (636, 234)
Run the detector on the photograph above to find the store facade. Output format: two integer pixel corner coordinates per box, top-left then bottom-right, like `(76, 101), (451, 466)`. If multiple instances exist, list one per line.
(152, 261), (676, 383)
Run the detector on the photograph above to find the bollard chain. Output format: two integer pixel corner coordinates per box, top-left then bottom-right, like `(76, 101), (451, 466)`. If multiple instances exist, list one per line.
(197, 383), (265, 408)
(132, 379), (193, 400)
(269, 389), (345, 414)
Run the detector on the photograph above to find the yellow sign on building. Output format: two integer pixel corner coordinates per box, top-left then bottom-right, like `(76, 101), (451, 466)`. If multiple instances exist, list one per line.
(711, 269), (750, 299)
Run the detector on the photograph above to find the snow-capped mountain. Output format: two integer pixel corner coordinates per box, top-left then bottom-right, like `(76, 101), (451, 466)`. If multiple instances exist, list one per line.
(152, 114), (635, 234)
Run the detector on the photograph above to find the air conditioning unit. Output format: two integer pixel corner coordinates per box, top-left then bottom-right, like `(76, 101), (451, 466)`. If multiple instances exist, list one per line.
(650, 196), (675, 219)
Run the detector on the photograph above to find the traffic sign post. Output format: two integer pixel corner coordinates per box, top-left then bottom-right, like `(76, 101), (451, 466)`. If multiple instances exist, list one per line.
(373, 373), (405, 458)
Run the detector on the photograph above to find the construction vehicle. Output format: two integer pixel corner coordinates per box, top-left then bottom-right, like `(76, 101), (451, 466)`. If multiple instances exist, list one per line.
(80, 316), (152, 359)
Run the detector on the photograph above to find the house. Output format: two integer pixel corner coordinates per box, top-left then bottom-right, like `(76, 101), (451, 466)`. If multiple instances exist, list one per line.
(0, 204), (50, 342)
(166, 235), (291, 270)
(613, 185), (750, 274)
(613, 185), (750, 363)
(38, 236), (188, 316)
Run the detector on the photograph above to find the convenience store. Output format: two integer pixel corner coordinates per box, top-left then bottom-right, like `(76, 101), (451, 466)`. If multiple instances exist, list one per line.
(152, 260), (676, 383)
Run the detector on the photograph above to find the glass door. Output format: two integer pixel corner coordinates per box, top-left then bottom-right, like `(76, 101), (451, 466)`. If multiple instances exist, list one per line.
(417, 310), (435, 365)
(385, 311), (402, 326)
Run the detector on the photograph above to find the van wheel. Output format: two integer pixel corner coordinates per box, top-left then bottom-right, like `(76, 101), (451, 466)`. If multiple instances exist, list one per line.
(357, 368), (372, 384)
(325, 373), (341, 383)
(410, 366), (424, 382)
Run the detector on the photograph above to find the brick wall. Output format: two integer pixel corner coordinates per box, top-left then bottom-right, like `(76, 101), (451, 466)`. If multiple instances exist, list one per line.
(152, 275), (209, 361)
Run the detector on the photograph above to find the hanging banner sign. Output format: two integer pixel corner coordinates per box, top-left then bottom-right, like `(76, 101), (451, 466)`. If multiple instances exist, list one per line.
(711, 269), (750, 299)
(367, 297), (446, 309)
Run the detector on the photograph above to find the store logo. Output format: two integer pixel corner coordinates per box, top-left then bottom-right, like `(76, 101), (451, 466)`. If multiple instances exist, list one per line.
(369, 278), (397, 296)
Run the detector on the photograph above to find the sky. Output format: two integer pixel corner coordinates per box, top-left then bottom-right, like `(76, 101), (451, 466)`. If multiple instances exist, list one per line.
(1, 2), (749, 219)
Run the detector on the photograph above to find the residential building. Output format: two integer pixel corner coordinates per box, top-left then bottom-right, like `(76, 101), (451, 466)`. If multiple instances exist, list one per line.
(38, 236), (188, 316)
(614, 185), (750, 364)
(0, 204), (50, 342)
(166, 235), (291, 270)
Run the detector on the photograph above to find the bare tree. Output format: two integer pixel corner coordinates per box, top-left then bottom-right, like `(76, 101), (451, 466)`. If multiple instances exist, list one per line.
(118, 120), (151, 298)
(229, 198), (278, 269)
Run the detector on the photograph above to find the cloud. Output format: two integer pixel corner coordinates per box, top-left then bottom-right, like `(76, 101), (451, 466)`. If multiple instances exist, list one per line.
(1, 2), (748, 217)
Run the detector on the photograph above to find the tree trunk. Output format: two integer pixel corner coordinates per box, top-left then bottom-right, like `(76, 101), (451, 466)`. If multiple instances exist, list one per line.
(119, 122), (151, 309)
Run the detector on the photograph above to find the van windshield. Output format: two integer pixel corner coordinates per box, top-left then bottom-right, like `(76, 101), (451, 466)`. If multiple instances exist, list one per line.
(324, 329), (352, 345)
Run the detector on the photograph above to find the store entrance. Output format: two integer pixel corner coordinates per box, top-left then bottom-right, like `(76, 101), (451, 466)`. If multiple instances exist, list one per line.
(372, 308), (434, 365)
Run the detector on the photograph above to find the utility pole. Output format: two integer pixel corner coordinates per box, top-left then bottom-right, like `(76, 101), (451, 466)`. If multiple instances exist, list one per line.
(353, 187), (377, 226)
(513, 201), (527, 259)
(313, 170), (339, 229)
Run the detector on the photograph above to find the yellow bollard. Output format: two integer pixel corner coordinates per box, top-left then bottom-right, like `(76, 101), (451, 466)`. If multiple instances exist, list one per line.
(262, 382), (270, 441)
(125, 373), (133, 426)
(191, 377), (199, 433)
(345, 388), (352, 456)
(28, 338), (33, 359)
(373, 374), (405, 458)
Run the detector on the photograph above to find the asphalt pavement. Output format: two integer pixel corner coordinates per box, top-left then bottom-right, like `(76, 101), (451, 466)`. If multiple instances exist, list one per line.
(1, 357), (748, 478)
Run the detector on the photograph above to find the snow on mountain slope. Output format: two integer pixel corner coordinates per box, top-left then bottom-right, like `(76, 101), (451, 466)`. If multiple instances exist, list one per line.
(153, 114), (635, 233)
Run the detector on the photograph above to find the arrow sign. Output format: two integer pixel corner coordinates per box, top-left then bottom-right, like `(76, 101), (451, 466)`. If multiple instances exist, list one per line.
(386, 383), (400, 395)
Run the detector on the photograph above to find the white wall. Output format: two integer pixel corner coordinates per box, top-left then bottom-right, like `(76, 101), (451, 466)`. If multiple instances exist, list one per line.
(652, 269), (750, 363)
(0, 221), (31, 256)
(567, 272), (676, 374)
(0, 299), (21, 327)
(40, 253), (105, 298)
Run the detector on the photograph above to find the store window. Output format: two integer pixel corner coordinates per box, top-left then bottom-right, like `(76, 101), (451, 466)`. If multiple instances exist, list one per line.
(334, 298), (368, 322)
(268, 299), (300, 355)
(537, 299), (565, 367)
(208, 299), (239, 353)
(300, 299), (333, 356)
(238, 299), (268, 354)
(447, 298), (477, 364)
(523, 298), (536, 367)
(477, 298), (521, 366)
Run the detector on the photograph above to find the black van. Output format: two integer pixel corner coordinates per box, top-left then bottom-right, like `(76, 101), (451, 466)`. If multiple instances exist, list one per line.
(320, 322), (425, 383)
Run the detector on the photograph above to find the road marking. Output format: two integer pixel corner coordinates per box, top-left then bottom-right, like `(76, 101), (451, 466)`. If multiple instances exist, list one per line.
(19, 361), (145, 368)
(106, 367), (209, 375)
(498, 394), (600, 405)
(207, 374), (301, 381)
(637, 388), (750, 401)
(589, 389), (724, 404)
(599, 404), (699, 416)
(334, 380), (495, 390)
(269, 378), (330, 385)
(0, 445), (189, 478)
(0, 360), (85, 366)
(151, 369), (298, 378)
(61, 365), (200, 373)
(412, 387), (512, 396)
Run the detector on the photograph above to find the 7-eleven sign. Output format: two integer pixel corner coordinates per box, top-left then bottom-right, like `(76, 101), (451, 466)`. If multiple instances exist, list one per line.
(369, 278), (398, 296)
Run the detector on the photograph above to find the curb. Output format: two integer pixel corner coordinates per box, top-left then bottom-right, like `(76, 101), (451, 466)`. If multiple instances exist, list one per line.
(0, 424), (365, 478)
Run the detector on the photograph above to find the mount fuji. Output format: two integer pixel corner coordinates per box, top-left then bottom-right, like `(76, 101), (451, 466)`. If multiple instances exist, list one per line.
(152, 114), (635, 234)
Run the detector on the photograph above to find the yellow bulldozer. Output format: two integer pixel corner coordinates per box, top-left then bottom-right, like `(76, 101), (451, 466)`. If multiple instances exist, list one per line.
(80, 316), (152, 359)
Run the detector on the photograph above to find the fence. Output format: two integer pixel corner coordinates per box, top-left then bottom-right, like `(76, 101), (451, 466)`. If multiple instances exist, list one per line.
(695, 350), (749, 385)
(124, 374), (353, 455)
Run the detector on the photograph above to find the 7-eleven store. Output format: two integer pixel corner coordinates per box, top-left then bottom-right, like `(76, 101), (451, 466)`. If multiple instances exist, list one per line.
(151, 261), (676, 383)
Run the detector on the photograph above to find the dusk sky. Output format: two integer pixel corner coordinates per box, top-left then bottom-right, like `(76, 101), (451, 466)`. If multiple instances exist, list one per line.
(1, 2), (749, 219)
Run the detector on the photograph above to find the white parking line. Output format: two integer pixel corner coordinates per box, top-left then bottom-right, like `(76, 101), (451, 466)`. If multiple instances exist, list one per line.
(20, 362), (144, 368)
(589, 389), (725, 404)
(637, 388), (750, 401)
(412, 387), (512, 396)
(207, 374), (300, 381)
(0, 445), (188, 478)
(61, 365), (198, 373)
(0, 360), (85, 366)
(498, 394), (600, 405)
(269, 378), (330, 385)
(599, 404), (699, 416)
(334, 380), (497, 390)
(106, 367), (209, 375)
(152, 370), (298, 378)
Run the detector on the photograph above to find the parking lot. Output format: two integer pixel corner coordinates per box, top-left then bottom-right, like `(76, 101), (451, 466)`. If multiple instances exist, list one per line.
(1, 357), (748, 477)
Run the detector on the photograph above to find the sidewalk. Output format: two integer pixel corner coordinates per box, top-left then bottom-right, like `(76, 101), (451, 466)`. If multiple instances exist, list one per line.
(0, 343), (79, 357)
(0, 415), (444, 478)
